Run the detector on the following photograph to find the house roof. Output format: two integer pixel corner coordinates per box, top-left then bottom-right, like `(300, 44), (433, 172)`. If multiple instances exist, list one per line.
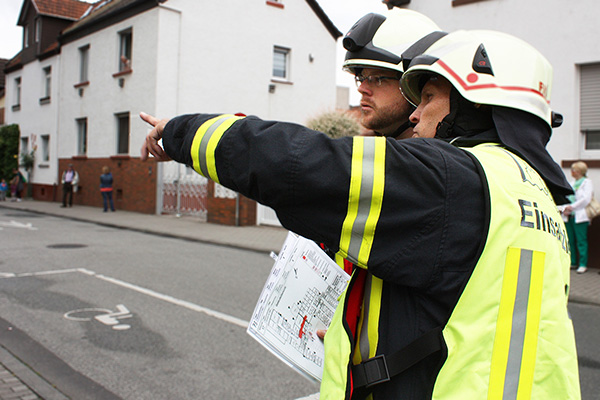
(60, 0), (146, 37)
(306, 0), (342, 39)
(18, 0), (94, 25)
(61, 0), (342, 40)
(4, 54), (23, 73)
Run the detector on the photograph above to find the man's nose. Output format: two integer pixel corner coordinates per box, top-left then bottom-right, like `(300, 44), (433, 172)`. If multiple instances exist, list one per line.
(357, 82), (372, 96)
(409, 108), (420, 124)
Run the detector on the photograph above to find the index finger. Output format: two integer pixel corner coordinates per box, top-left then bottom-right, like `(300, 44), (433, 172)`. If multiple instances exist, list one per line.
(140, 111), (160, 127)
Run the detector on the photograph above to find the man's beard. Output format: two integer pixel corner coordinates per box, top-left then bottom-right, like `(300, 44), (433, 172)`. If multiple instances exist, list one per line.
(361, 102), (412, 133)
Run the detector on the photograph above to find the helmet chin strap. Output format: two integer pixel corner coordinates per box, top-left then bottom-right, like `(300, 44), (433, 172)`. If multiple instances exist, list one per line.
(375, 119), (414, 138)
(435, 88), (460, 139)
(435, 115), (455, 139)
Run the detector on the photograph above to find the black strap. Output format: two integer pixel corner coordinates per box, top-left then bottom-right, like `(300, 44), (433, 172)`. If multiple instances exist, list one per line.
(401, 31), (448, 71)
(352, 327), (444, 389)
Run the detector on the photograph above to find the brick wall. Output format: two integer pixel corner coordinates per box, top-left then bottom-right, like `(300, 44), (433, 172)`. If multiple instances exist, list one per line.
(206, 180), (256, 226)
(54, 157), (157, 213)
(33, 158), (258, 224)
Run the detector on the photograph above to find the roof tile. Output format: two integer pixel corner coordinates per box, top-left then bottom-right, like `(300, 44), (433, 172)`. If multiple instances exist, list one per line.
(33, 0), (94, 21)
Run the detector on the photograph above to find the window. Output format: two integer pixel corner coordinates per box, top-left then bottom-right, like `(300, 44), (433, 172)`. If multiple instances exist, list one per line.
(23, 24), (29, 48)
(580, 63), (600, 150)
(13, 77), (22, 110)
(273, 46), (290, 80)
(116, 113), (130, 154)
(21, 137), (29, 155)
(41, 135), (50, 162)
(41, 66), (51, 103)
(77, 118), (87, 155)
(118, 29), (132, 72)
(35, 18), (41, 43)
(79, 45), (89, 83)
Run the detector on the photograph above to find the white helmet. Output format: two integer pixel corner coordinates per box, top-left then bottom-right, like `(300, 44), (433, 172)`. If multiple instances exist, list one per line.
(342, 9), (442, 75)
(400, 29), (560, 128)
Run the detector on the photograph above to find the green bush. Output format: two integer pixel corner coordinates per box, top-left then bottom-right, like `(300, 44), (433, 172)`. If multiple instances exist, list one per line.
(0, 124), (20, 181)
(306, 111), (361, 138)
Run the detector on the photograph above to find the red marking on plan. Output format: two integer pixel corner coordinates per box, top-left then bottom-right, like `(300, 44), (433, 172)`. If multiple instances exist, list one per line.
(299, 315), (308, 338)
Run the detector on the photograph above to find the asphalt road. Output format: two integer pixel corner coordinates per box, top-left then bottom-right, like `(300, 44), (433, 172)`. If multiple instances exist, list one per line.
(1, 208), (599, 399)
(0, 208), (319, 399)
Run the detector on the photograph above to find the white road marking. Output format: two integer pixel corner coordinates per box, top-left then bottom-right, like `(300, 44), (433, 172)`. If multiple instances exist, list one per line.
(0, 220), (38, 230)
(1, 268), (249, 329)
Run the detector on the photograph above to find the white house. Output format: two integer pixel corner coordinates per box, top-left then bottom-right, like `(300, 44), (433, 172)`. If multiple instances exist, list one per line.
(5, 0), (342, 219)
(4, 0), (91, 201)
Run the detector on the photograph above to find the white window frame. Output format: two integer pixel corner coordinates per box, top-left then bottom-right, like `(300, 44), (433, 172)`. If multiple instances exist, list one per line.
(23, 24), (29, 48)
(116, 112), (130, 154)
(272, 46), (290, 81)
(41, 134), (50, 162)
(20, 137), (29, 155)
(42, 66), (51, 100)
(77, 118), (87, 155)
(35, 18), (41, 43)
(14, 77), (22, 107)
(580, 63), (600, 150)
(79, 45), (90, 83)
(118, 28), (132, 72)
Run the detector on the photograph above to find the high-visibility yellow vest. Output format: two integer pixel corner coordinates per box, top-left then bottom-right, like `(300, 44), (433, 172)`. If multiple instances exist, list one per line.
(321, 144), (580, 399)
(433, 144), (579, 399)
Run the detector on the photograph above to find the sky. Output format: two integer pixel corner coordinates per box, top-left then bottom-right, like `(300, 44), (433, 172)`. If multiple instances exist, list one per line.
(0, 0), (390, 104)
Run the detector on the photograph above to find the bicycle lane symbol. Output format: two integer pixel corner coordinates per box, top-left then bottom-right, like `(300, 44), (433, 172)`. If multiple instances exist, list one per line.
(64, 304), (132, 330)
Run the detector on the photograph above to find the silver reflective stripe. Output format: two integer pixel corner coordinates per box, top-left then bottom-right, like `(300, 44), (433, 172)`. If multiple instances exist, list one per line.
(503, 249), (533, 399)
(359, 273), (373, 361)
(197, 117), (230, 177)
(347, 139), (376, 263)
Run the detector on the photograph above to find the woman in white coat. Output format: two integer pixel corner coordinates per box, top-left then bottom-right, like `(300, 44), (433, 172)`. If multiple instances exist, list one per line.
(562, 161), (594, 273)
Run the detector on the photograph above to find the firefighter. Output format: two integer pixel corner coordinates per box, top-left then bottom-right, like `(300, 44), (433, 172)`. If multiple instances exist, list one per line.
(341, 9), (442, 139)
(322, 9), (442, 279)
(140, 29), (579, 400)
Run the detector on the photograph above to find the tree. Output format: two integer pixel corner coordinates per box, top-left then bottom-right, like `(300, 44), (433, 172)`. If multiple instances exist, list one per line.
(306, 111), (361, 138)
(0, 124), (20, 181)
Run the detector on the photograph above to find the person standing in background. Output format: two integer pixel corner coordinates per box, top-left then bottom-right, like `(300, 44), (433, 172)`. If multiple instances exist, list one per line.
(10, 169), (25, 202)
(562, 161), (593, 274)
(0, 178), (8, 201)
(61, 164), (79, 208)
(100, 166), (115, 212)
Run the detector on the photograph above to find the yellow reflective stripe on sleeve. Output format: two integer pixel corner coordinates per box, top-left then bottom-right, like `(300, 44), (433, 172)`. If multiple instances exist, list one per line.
(190, 114), (244, 183)
(367, 275), (383, 359)
(339, 138), (363, 261)
(339, 137), (386, 267)
(488, 247), (545, 400)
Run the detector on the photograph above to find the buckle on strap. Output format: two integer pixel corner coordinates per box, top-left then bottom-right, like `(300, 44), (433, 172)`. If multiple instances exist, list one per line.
(353, 355), (391, 388)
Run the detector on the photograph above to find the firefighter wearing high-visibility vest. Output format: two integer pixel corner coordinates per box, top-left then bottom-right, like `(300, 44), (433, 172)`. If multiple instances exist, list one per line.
(323, 9), (441, 274)
(140, 28), (580, 400)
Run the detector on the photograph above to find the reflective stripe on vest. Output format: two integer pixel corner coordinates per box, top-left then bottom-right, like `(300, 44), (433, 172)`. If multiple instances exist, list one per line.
(432, 145), (580, 400)
(190, 114), (244, 183)
(339, 136), (386, 267)
(489, 247), (545, 400)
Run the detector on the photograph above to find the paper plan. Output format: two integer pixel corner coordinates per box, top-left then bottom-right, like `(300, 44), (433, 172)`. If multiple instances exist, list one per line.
(247, 232), (351, 383)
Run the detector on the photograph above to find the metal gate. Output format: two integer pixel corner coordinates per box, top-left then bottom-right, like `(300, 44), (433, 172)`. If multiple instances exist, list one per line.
(161, 162), (208, 219)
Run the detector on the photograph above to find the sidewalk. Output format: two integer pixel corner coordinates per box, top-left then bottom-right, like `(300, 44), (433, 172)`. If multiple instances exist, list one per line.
(1, 199), (599, 399)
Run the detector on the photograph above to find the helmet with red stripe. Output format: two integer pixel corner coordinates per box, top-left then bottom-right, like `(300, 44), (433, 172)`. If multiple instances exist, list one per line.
(400, 30), (560, 129)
